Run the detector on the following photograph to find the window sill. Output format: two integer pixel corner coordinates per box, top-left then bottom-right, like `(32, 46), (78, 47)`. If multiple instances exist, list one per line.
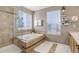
(17, 28), (32, 31)
(46, 32), (61, 35)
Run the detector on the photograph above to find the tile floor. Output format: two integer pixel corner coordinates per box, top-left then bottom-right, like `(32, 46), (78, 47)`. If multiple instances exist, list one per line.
(0, 41), (71, 53)
(34, 41), (71, 53)
(55, 43), (71, 53)
(0, 44), (22, 53)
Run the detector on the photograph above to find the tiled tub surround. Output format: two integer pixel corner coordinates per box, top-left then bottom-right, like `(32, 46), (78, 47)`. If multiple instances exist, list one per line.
(14, 33), (45, 52)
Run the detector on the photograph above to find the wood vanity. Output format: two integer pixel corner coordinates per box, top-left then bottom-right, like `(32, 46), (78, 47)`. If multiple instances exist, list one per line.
(68, 32), (79, 53)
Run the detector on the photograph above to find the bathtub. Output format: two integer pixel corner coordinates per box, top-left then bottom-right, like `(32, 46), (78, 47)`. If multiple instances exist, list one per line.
(16, 33), (44, 42)
(14, 33), (45, 50)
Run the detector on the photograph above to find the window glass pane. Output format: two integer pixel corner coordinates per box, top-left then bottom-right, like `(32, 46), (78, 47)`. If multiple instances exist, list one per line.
(16, 11), (24, 28)
(38, 20), (41, 26)
(34, 19), (42, 27)
(47, 10), (61, 35)
(34, 20), (38, 27)
(16, 11), (32, 30)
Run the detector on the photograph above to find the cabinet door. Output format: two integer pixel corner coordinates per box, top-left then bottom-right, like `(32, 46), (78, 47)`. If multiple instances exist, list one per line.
(69, 35), (79, 53)
(73, 40), (79, 53)
(69, 35), (74, 53)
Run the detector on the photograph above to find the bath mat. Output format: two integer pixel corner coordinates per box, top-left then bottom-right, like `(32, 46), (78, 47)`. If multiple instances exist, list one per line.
(48, 44), (57, 53)
(34, 41), (57, 53)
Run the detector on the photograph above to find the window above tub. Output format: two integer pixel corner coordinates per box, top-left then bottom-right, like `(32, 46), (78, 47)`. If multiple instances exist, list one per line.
(16, 11), (32, 30)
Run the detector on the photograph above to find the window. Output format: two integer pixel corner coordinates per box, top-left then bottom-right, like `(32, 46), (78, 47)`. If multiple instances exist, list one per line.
(34, 19), (42, 27)
(16, 11), (32, 30)
(47, 10), (61, 35)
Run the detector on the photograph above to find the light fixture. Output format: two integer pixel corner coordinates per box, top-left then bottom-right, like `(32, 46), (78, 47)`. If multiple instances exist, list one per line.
(61, 6), (70, 26)
(61, 6), (66, 12)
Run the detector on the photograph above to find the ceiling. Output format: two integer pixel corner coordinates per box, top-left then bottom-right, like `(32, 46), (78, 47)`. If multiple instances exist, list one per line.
(25, 6), (50, 11)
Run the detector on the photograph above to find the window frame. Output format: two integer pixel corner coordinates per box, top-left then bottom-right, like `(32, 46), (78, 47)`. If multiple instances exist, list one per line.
(16, 11), (32, 30)
(46, 10), (61, 35)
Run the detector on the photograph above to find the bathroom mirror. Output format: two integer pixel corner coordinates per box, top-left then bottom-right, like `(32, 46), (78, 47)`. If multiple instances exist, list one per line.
(72, 16), (78, 22)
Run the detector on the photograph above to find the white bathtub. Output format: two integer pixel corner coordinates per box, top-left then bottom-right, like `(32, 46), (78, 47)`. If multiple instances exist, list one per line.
(16, 33), (43, 42)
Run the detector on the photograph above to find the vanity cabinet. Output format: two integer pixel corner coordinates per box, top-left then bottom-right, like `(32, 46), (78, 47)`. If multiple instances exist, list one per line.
(69, 34), (79, 53)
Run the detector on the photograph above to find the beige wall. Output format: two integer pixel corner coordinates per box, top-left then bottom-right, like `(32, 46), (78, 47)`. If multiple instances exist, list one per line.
(34, 6), (79, 44)
(0, 6), (15, 47)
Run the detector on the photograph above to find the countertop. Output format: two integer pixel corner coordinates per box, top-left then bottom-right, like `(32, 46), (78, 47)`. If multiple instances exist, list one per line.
(69, 32), (79, 45)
